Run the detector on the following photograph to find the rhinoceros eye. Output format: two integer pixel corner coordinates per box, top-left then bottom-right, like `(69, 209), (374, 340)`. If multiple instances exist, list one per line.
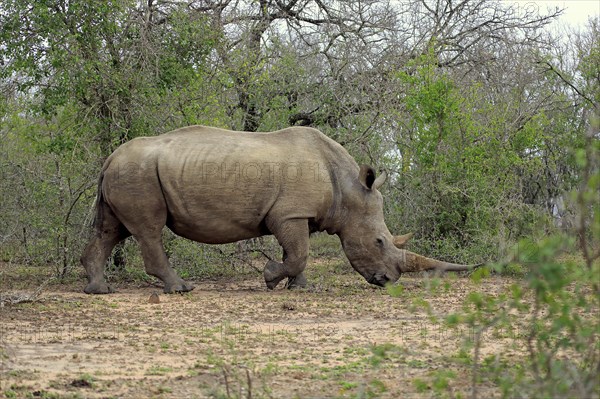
(375, 238), (384, 247)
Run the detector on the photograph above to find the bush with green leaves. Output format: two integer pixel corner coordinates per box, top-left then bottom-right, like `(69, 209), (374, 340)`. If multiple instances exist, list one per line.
(430, 123), (598, 398)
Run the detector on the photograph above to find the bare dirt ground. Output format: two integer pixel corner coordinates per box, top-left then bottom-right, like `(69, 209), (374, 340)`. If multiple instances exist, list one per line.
(0, 262), (522, 399)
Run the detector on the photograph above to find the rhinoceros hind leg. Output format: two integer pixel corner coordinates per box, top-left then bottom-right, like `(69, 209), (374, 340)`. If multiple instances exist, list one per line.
(264, 219), (309, 290)
(81, 205), (130, 294)
(137, 236), (194, 294)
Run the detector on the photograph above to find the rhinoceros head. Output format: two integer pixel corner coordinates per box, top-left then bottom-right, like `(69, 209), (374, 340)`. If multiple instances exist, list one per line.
(338, 165), (475, 287)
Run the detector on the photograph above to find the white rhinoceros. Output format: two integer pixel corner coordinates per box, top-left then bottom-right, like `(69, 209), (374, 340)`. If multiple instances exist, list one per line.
(81, 125), (474, 294)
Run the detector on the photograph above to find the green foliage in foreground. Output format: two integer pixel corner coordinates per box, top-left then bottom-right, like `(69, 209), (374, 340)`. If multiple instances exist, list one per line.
(390, 132), (599, 398)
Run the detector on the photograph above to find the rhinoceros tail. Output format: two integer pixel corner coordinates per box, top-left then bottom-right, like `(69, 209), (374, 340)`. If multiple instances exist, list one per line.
(92, 171), (106, 229)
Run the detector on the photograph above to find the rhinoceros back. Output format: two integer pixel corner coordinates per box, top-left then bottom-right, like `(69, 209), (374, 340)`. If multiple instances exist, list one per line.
(101, 126), (336, 244)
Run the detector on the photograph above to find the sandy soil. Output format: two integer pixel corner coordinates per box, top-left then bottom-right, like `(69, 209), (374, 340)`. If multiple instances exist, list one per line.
(0, 266), (521, 398)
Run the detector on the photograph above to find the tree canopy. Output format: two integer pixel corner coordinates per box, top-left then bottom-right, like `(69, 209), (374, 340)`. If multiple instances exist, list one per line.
(0, 0), (597, 271)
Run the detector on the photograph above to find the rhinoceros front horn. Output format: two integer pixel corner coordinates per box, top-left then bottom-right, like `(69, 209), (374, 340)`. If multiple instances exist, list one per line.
(397, 250), (481, 273)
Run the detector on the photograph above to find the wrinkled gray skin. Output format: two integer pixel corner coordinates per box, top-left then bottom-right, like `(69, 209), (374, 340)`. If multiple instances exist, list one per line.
(81, 126), (475, 294)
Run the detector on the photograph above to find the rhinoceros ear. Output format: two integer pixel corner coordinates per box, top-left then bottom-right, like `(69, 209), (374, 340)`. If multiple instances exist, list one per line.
(373, 171), (386, 190)
(359, 165), (376, 190)
(359, 165), (387, 190)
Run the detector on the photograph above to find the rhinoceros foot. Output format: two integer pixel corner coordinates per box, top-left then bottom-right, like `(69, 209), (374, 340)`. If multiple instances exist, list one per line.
(264, 260), (286, 290)
(84, 281), (115, 295)
(285, 273), (307, 290)
(163, 279), (195, 294)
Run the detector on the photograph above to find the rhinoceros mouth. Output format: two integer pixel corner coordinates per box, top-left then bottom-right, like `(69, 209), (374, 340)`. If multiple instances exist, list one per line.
(367, 273), (390, 287)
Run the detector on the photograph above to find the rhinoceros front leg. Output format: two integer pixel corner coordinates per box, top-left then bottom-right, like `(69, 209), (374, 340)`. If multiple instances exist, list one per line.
(282, 249), (308, 289)
(285, 273), (308, 289)
(137, 235), (194, 294)
(264, 219), (309, 290)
